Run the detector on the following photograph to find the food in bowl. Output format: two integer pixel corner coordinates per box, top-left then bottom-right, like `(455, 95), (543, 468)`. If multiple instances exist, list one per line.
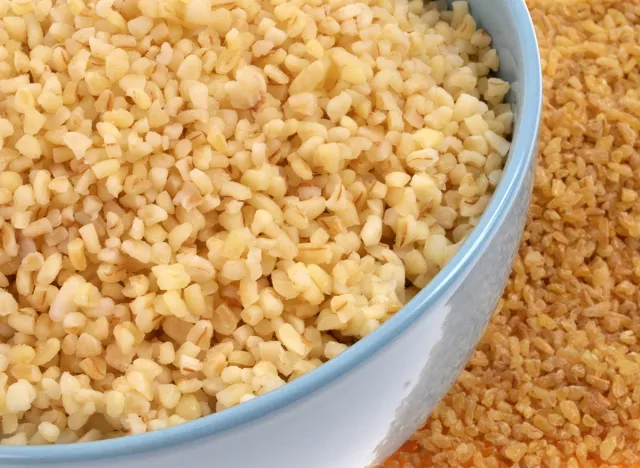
(0, 0), (511, 444)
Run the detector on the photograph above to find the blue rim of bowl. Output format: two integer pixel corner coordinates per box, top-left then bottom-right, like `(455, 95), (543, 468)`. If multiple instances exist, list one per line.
(0, 1), (542, 463)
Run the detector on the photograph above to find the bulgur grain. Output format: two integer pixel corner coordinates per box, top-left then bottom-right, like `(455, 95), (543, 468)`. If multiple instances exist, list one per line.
(0, 0), (510, 444)
(387, 1), (640, 467)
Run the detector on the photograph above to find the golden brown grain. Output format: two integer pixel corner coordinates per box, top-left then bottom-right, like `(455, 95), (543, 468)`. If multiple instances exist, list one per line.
(387, 0), (640, 467)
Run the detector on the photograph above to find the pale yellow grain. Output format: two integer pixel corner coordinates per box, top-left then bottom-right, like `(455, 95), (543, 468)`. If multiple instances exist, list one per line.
(0, 0), (512, 447)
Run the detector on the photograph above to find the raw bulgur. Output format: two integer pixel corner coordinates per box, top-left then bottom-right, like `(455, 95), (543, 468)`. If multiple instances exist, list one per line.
(0, 0), (510, 444)
(387, 0), (640, 467)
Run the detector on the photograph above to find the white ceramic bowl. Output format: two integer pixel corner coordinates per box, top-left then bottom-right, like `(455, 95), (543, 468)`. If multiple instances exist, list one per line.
(0, 0), (542, 466)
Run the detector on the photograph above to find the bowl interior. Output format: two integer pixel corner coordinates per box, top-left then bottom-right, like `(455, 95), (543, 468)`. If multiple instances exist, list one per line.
(0, 0), (542, 464)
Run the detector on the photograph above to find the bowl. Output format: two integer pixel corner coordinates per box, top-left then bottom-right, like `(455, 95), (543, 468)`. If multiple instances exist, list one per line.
(0, 0), (541, 466)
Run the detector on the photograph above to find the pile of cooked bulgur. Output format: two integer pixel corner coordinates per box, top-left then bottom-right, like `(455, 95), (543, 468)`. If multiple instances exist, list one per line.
(0, 0), (511, 444)
(387, 0), (640, 466)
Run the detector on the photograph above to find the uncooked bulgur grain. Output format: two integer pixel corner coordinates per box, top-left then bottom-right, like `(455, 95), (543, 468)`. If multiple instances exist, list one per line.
(0, 0), (510, 444)
(387, 0), (640, 467)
